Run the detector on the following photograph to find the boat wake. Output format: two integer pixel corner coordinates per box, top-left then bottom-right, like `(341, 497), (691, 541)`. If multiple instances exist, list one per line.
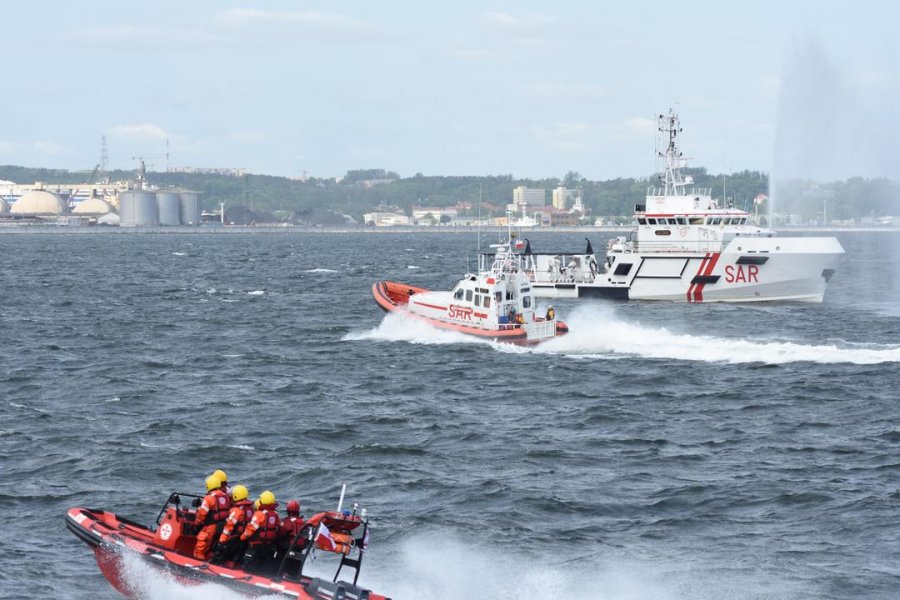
(531, 305), (900, 365)
(119, 552), (262, 600)
(345, 312), (491, 346)
(116, 533), (801, 600)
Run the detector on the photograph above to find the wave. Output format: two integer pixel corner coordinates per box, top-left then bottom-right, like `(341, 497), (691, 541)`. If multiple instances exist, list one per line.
(362, 532), (806, 600)
(344, 312), (490, 347)
(247, 290), (265, 296)
(531, 305), (900, 365)
(116, 530), (804, 600)
(305, 268), (339, 273)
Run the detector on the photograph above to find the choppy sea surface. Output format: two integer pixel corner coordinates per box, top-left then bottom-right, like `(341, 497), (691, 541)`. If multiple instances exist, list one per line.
(1, 230), (899, 600)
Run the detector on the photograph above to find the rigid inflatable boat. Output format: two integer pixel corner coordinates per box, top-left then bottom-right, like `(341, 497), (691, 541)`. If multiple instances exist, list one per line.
(66, 491), (390, 599)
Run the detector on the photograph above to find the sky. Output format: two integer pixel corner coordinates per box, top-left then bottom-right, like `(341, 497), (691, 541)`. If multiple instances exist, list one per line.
(1, 0), (897, 181)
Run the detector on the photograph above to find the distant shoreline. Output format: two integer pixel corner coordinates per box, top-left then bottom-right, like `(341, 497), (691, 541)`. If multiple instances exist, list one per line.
(0, 224), (897, 235)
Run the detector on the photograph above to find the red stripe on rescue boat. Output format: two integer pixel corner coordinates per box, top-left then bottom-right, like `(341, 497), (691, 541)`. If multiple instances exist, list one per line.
(474, 312), (488, 319)
(414, 301), (448, 311)
(693, 252), (721, 303)
(687, 253), (710, 302)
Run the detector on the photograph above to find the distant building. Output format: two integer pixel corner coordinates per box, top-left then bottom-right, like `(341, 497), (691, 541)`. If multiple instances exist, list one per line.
(411, 206), (458, 224)
(534, 206), (579, 227)
(551, 186), (576, 210)
(513, 186), (546, 207)
(170, 167), (248, 177)
(364, 212), (410, 227)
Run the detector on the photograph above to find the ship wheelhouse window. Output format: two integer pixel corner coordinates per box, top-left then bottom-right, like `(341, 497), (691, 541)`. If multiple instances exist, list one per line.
(667, 218), (678, 225)
(495, 292), (502, 304)
(466, 290), (473, 302)
(741, 217), (748, 224)
(647, 218), (657, 225)
(454, 288), (464, 300)
(484, 296), (491, 309)
(637, 218), (647, 225)
(474, 295), (481, 307)
(677, 217), (687, 225)
(712, 217), (722, 225)
(523, 295), (532, 309)
(689, 217), (704, 225)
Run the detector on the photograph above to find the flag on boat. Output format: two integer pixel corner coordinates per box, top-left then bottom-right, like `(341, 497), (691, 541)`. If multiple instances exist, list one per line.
(513, 240), (525, 250)
(316, 523), (336, 551)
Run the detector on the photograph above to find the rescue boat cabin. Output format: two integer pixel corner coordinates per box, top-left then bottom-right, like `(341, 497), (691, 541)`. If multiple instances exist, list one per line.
(427, 244), (540, 328)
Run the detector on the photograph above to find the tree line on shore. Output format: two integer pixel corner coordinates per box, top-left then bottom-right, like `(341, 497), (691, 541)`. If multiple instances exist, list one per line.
(2, 165), (897, 224)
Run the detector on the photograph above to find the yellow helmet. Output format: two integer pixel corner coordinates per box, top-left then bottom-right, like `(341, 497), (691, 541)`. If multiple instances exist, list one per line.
(232, 485), (249, 502)
(213, 469), (228, 484)
(259, 490), (276, 506)
(205, 473), (222, 492)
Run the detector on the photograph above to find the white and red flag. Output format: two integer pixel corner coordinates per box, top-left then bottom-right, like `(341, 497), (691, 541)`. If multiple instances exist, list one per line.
(316, 523), (336, 551)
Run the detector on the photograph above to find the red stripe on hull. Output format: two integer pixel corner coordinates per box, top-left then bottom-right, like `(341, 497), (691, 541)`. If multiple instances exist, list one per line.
(687, 254), (710, 302)
(693, 252), (721, 302)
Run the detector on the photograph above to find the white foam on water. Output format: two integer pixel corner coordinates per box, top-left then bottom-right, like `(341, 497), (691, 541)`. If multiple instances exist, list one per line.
(530, 305), (900, 365)
(172, 252), (187, 256)
(305, 268), (339, 273)
(118, 551), (281, 600)
(247, 290), (265, 296)
(227, 444), (255, 451)
(344, 311), (490, 347)
(362, 533), (805, 600)
(407, 265), (420, 269)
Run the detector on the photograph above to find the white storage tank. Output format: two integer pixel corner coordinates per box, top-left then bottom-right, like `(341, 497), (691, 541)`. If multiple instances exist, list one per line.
(119, 191), (158, 226)
(179, 191), (200, 225)
(156, 192), (181, 225)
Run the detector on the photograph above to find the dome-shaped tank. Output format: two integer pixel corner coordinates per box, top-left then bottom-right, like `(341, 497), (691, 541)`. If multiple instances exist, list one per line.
(179, 191), (200, 226)
(10, 190), (67, 215)
(156, 192), (181, 225)
(119, 191), (158, 226)
(72, 197), (113, 215)
(0, 197), (9, 213)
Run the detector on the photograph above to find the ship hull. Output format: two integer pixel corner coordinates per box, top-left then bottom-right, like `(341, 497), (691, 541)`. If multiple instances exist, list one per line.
(529, 237), (843, 303)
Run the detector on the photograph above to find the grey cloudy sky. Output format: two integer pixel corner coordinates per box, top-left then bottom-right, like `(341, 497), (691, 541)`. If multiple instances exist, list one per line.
(2, 1), (897, 180)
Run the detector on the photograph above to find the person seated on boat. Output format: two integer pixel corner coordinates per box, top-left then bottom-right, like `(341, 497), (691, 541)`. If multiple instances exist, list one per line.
(515, 313), (525, 326)
(546, 305), (556, 321)
(212, 469), (230, 496)
(240, 490), (282, 573)
(277, 499), (306, 553)
(211, 484), (255, 565)
(193, 473), (232, 560)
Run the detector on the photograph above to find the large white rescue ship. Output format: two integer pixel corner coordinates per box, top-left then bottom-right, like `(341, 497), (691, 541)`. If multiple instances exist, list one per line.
(506, 110), (844, 302)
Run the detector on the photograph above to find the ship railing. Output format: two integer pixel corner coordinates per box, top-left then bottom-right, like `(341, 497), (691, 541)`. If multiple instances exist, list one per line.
(630, 240), (726, 253)
(525, 319), (555, 341)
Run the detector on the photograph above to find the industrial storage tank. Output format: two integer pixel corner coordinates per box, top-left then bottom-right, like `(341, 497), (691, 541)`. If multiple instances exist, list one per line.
(156, 192), (181, 225)
(10, 190), (67, 215)
(72, 197), (113, 215)
(179, 191), (200, 225)
(119, 191), (158, 226)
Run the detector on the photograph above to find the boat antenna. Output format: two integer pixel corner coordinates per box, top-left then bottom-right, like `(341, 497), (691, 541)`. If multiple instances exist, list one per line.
(477, 183), (482, 255)
(336, 482), (347, 512)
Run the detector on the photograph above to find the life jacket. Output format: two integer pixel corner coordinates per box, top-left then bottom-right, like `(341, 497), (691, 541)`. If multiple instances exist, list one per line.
(219, 500), (254, 543)
(249, 508), (281, 543)
(199, 489), (231, 525)
(280, 515), (305, 540)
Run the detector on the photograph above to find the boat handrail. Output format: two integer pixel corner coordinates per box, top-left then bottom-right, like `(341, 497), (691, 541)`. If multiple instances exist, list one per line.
(153, 491), (204, 527)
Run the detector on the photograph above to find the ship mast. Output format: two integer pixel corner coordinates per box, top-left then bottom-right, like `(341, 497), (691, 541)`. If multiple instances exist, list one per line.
(658, 109), (687, 196)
